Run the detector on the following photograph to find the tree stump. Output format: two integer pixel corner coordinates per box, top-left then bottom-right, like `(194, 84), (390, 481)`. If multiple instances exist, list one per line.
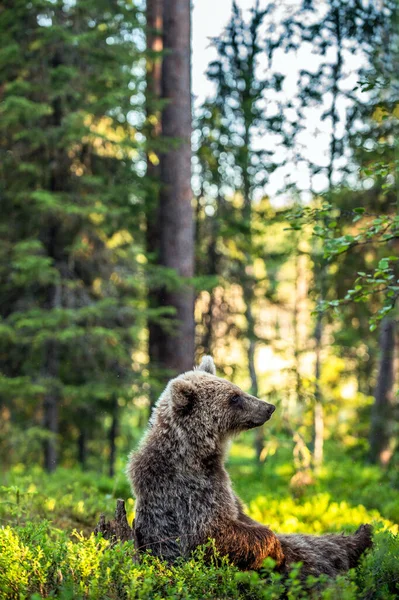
(94, 499), (138, 559)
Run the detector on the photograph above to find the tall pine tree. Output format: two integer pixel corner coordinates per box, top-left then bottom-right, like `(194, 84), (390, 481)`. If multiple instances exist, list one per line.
(0, 0), (147, 471)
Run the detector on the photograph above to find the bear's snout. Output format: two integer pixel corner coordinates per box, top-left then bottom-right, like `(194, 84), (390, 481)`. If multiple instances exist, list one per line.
(260, 402), (276, 422)
(246, 399), (276, 428)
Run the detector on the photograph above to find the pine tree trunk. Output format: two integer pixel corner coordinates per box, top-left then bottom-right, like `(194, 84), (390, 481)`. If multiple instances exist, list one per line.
(146, 0), (164, 407)
(369, 317), (395, 465)
(242, 136), (260, 461)
(293, 248), (303, 404)
(201, 290), (215, 355)
(201, 211), (220, 355)
(311, 5), (342, 473)
(42, 47), (64, 473)
(242, 266), (262, 461)
(158, 0), (194, 375)
(249, 336), (263, 461)
(43, 282), (61, 473)
(313, 311), (324, 471)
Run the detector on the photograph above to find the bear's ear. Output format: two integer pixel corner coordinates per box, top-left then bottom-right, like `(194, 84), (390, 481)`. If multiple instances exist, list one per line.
(197, 355), (216, 375)
(170, 379), (197, 414)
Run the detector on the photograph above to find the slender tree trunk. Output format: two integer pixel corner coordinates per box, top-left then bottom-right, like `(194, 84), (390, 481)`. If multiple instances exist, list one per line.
(293, 246), (303, 404)
(43, 283), (61, 473)
(158, 0), (195, 375)
(313, 306), (324, 471)
(43, 366), (58, 473)
(245, 292), (262, 460)
(201, 205), (221, 355)
(43, 45), (64, 473)
(146, 0), (164, 407)
(109, 398), (118, 478)
(244, 299), (262, 462)
(201, 290), (215, 355)
(242, 191), (261, 460)
(369, 317), (396, 465)
(312, 6), (343, 473)
(241, 111), (261, 460)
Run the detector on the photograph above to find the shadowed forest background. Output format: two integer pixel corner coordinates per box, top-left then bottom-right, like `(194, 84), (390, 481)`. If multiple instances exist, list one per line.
(0, 0), (398, 598)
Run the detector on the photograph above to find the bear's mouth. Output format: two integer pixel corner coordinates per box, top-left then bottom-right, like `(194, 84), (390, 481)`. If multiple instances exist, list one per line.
(246, 418), (270, 429)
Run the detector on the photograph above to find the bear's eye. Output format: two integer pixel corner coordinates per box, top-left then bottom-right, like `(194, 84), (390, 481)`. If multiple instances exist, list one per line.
(229, 394), (243, 408)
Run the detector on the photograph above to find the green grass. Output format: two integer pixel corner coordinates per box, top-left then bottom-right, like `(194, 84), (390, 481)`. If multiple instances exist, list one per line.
(0, 442), (398, 599)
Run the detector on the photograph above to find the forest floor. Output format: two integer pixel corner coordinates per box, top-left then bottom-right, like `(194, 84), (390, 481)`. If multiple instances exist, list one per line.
(1, 440), (398, 599)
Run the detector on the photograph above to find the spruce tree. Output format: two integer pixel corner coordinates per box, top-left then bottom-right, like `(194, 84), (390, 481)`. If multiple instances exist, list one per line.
(0, 0), (146, 471)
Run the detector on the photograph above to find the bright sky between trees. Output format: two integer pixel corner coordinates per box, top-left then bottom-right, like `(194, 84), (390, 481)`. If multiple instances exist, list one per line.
(191, 0), (365, 202)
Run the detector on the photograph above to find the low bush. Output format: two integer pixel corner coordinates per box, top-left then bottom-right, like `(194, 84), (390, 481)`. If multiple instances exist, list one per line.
(0, 524), (398, 599)
(0, 444), (398, 599)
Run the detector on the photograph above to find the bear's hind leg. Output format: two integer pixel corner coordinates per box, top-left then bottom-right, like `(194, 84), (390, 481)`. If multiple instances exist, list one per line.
(210, 519), (285, 570)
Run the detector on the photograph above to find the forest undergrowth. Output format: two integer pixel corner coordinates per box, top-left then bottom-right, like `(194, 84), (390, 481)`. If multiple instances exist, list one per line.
(1, 441), (398, 600)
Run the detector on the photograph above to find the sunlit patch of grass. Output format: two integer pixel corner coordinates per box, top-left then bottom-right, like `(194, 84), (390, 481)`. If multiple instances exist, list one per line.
(275, 463), (294, 477)
(44, 498), (56, 511)
(247, 493), (396, 534)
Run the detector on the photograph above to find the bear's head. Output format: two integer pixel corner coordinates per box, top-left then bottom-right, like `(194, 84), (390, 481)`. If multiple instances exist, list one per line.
(153, 355), (275, 440)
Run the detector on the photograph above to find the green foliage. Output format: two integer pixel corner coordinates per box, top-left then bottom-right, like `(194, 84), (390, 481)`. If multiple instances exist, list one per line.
(0, 447), (398, 599)
(1, 0), (398, 594)
(287, 202), (399, 329)
(0, 0), (150, 470)
(354, 528), (399, 600)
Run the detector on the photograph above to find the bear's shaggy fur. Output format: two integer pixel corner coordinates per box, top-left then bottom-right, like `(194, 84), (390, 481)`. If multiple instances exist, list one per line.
(127, 356), (372, 576)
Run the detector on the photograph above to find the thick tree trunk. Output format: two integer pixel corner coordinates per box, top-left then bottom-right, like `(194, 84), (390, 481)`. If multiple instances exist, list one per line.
(146, 0), (164, 407)
(369, 317), (396, 465)
(158, 0), (195, 375)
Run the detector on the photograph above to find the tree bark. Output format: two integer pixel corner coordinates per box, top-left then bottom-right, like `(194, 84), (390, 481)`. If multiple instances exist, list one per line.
(42, 44), (64, 473)
(241, 100), (261, 461)
(369, 317), (396, 465)
(244, 286), (263, 461)
(146, 0), (164, 407)
(158, 0), (195, 375)
(293, 247), (303, 404)
(313, 310), (324, 471)
(201, 205), (221, 355)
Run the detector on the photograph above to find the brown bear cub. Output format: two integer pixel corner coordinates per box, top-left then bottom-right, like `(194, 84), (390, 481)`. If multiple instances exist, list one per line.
(127, 356), (372, 576)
